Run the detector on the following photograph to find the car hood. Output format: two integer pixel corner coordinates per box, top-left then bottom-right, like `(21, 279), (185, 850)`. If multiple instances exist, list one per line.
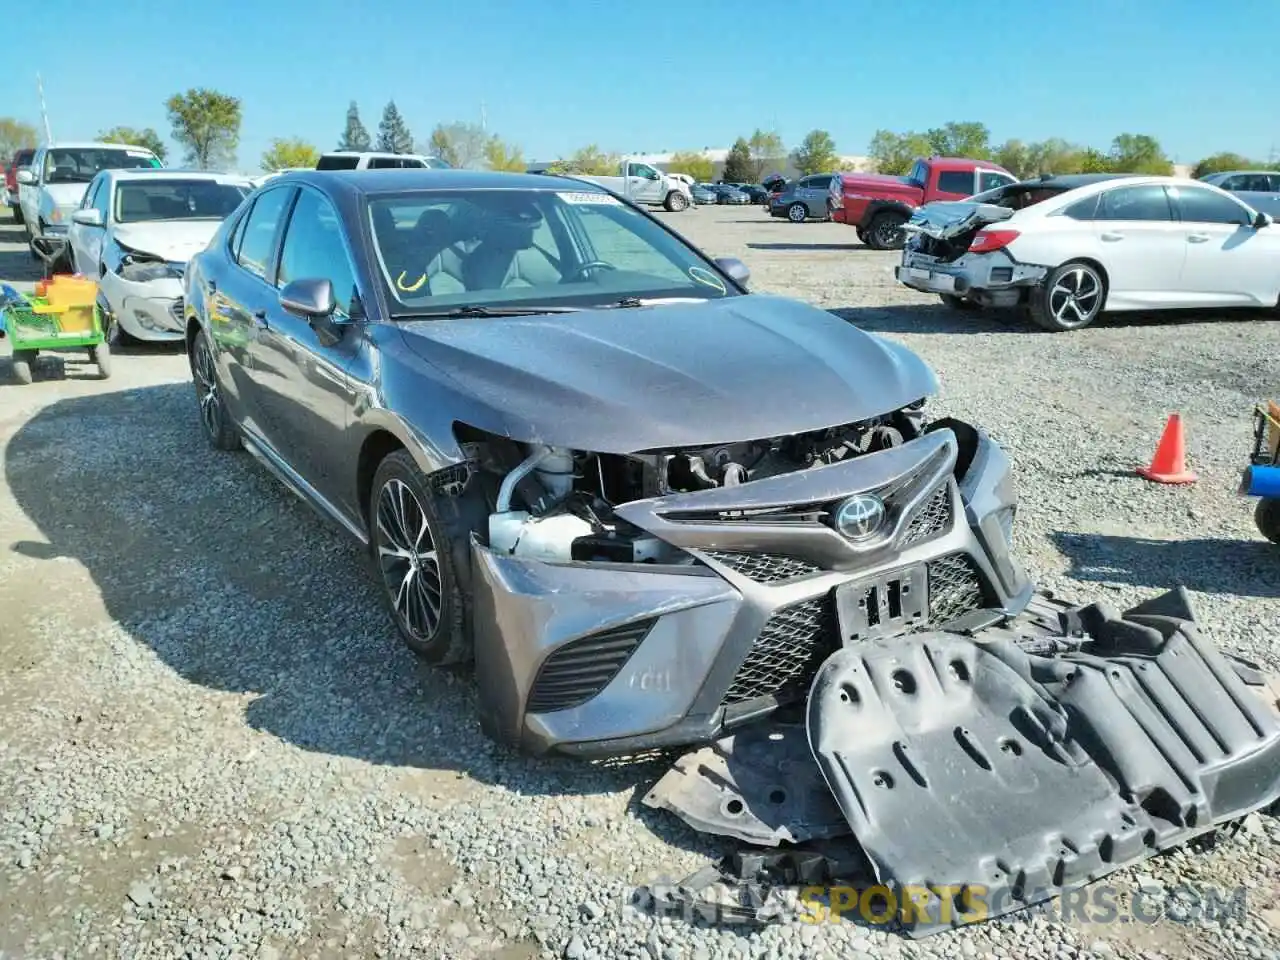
(112, 221), (221, 263)
(905, 201), (1016, 240)
(397, 294), (938, 453)
(41, 182), (89, 210)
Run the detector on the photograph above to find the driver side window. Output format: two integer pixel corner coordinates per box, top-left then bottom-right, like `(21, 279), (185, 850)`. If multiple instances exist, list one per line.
(276, 188), (358, 316)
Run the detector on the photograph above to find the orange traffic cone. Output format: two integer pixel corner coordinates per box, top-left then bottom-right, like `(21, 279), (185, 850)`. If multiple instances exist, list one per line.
(1137, 413), (1197, 485)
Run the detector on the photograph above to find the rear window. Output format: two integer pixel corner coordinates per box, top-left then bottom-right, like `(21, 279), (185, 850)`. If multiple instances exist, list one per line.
(937, 170), (974, 194)
(316, 154), (361, 170)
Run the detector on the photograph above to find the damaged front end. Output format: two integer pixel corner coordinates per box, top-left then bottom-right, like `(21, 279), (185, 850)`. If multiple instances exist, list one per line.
(896, 202), (1046, 307)
(100, 242), (187, 338)
(644, 587), (1280, 935)
(467, 402), (1029, 755)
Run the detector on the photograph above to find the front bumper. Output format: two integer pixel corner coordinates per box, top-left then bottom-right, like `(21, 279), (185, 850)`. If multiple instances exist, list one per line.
(895, 247), (1048, 307)
(471, 425), (1031, 756)
(100, 271), (185, 340)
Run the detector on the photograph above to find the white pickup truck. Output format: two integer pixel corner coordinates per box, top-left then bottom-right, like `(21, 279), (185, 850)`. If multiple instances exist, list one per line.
(569, 160), (692, 212)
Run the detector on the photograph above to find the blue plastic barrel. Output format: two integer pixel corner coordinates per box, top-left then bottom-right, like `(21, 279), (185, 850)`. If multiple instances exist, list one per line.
(1243, 464), (1280, 498)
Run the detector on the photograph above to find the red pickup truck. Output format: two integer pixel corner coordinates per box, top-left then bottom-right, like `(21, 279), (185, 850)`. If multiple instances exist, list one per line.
(830, 156), (1016, 250)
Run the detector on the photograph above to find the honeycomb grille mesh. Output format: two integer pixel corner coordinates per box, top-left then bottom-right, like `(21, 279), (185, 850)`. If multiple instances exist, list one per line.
(721, 599), (839, 705)
(526, 620), (654, 714)
(901, 484), (953, 546)
(928, 553), (987, 624)
(704, 551), (819, 583)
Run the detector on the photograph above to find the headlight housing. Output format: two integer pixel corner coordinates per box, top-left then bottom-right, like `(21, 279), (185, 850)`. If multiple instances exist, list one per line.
(118, 256), (184, 283)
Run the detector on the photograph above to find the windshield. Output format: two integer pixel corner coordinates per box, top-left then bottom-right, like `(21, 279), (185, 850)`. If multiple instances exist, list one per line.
(368, 188), (738, 316)
(115, 180), (249, 223)
(45, 148), (159, 183)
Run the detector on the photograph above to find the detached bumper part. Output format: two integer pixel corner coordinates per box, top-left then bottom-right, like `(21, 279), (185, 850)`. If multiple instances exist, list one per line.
(648, 587), (1280, 936)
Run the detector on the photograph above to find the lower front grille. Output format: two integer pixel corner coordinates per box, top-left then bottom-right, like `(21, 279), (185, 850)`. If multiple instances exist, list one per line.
(720, 552), (990, 708)
(704, 551), (819, 583)
(526, 619), (654, 714)
(721, 599), (839, 705)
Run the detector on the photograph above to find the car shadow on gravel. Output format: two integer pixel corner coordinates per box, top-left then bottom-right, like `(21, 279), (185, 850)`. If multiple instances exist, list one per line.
(1051, 531), (1280, 599)
(832, 304), (1039, 335)
(3, 383), (727, 856)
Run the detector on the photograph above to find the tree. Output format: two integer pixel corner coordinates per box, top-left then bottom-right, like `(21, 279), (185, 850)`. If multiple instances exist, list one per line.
(376, 101), (413, 154)
(0, 118), (37, 162)
(1191, 152), (1255, 179)
(994, 139), (1033, 179)
(867, 130), (933, 175)
(667, 150), (713, 183)
(97, 126), (167, 162)
(791, 130), (839, 176)
(483, 136), (526, 172)
(337, 101), (371, 152)
(425, 122), (488, 169)
(722, 138), (754, 182)
(1108, 133), (1172, 175)
(1076, 147), (1114, 173)
(165, 89), (241, 170)
(547, 145), (618, 176)
(260, 137), (319, 172)
(747, 129), (785, 181)
(925, 121), (991, 160)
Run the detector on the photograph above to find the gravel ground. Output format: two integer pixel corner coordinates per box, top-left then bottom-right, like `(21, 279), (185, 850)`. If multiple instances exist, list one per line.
(1, 203), (1278, 960)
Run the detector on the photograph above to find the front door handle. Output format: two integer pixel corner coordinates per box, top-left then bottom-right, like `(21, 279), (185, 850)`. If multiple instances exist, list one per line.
(253, 309), (268, 329)
(1187, 233), (1210, 243)
(1100, 232), (1124, 242)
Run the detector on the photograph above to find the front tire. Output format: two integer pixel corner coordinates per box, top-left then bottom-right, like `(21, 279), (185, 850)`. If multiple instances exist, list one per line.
(664, 191), (689, 212)
(1028, 261), (1105, 332)
(1257, 498), (1280, 545)
(369, 450), (472, 665)
(866, 212), (908, 250)
(190, 327), (241, 450)
(786, 202), (807, 223)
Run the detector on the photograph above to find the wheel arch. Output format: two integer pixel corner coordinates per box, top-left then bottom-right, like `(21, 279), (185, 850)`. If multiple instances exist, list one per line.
(858, 199), (914, 231)
(1052, 256), (1111, 305)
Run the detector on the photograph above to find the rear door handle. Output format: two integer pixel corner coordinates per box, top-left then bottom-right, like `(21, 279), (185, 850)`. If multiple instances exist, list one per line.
(1187, 233), (1210, 243)
(1100, 232), (1124, 242)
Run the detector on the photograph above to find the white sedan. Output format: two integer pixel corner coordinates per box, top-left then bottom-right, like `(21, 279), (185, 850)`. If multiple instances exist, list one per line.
(67, 169), (252, 343)
(895, 174), (1280, 331)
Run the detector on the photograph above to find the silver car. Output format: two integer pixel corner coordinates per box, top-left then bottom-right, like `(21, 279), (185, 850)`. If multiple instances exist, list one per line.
(769, 174), (836, 222)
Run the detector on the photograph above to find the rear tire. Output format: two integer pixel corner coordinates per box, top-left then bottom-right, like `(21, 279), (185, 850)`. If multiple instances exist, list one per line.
(190, 328), (241, 451)
(1257, 498), (1280, 545)
(1028, 261), (1106, 332)
(866, 212), (908, 250)
(786, 202), (807, 223)
(369, 450), (475, 665)
(10, 349), (35, 384)
(940, 294), (981, 312)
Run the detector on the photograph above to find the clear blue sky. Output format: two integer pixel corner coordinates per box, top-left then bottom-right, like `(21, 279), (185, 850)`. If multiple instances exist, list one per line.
(3, 0), (1276, 170)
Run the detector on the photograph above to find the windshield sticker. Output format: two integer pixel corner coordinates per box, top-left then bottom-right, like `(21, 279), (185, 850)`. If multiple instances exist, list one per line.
(556, 191), (621, 205)
(396, 270), (428, 293)
(687, 267), (727, 293)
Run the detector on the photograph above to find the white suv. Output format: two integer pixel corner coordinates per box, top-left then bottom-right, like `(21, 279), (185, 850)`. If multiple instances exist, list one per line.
(17, 141), (162, 268)
(315, 151), (452, 171)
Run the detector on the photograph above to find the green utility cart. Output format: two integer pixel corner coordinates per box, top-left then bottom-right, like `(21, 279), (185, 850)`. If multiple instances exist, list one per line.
(1, 278), (111, 384)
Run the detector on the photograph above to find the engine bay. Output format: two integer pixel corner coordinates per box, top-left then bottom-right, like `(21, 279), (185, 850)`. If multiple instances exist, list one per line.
(468, 403), (928, 565)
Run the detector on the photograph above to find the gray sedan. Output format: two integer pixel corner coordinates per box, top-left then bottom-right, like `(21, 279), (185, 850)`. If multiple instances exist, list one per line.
(182, 169), (1024, 756)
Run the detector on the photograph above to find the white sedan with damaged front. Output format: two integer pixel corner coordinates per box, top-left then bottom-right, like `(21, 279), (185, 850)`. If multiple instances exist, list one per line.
(67, 169), (252, 343)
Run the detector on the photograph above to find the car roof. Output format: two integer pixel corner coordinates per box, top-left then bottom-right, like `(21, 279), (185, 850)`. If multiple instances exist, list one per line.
(1017, 173), (1139, 190)
(106, 169), (252, 184)
(927, 156), (1009, 172)
(1203, 169), (1280, 179)
(319, 150), (439, 159)
(270, 168), (611, 197)
(40, 141), (158, 152)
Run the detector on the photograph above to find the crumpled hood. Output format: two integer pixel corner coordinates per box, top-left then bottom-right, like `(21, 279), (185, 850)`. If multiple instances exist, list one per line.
(905, 201), (1016, 239)
(112, 221), (221, 263)
(398, 294), (938, 453)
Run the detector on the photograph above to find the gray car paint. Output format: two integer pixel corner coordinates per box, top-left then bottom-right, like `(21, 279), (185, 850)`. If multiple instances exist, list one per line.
(184, 169), (1022, 755)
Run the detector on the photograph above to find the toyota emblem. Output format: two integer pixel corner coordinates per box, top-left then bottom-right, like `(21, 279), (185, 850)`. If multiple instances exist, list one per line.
(834, 494), (887, 541)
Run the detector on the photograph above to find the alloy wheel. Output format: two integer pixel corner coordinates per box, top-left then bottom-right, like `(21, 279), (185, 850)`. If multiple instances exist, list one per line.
(375, 478), (443, 641)
(193, 337), (223, 439)
(1048, 266), (1103, 328)
(874, 218), (905, 249)
(788, 203), (806, 223)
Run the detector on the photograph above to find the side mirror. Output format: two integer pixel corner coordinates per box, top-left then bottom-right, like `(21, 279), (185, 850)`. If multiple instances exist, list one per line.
(15, 168), (35, 185)
(715, 256), (751, 286)
(72, 208), (104, 227)
(1254, 211), (1272, 229)
(279, 277), (337, 319)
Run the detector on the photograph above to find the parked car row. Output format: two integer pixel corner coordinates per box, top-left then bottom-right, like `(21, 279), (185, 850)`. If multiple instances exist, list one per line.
(894, 171), (1280, 331)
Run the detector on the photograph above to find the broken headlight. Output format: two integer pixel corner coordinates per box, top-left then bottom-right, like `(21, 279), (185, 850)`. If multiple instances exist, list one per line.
(118, 254), (184, 284)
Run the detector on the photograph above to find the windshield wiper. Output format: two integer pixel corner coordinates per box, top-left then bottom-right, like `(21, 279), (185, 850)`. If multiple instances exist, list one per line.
(401, 304), (581, 319)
